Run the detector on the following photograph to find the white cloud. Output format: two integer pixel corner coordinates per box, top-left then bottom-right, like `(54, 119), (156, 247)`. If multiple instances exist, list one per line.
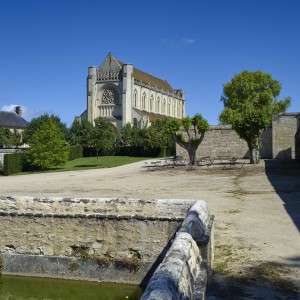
(1, 104), (51, 120)
(182, 38), (195, 44)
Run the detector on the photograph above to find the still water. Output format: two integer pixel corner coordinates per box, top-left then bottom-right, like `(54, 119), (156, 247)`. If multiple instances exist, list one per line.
(0, 275), (143, 300)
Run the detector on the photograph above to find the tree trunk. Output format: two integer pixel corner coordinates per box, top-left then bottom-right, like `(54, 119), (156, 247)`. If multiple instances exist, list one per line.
(248, 147), (259, 164)
(188, 147), (197, 165)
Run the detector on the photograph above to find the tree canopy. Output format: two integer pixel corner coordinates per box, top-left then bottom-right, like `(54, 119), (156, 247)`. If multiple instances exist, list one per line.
(0, 128), (22, 148)
(165, 114), (209, 165)
(26, 119), (69, 169)
(219, 70), (291, 163)
(69, 119), (94, 146)
(23, 114), (69, 144)
(90, 117), (116, 160)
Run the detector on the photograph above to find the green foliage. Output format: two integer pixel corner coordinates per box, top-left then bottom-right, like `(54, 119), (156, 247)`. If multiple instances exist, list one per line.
(0, 128), (22, 148)
(68, 145), (83, 160)
(3, 152), (25, 175)
(23, 114), (69, 144)
(26, 119), (69, 169)
(68, 119), (94, 146)
(90, 117), (116, 159)
(121, 123), (145, 148)
(120, 121), (175, 157)
(165, 114), (209, 165)
(219, 70), (291, 163)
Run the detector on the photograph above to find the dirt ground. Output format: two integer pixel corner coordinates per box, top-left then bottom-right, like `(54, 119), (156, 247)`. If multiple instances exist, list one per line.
(1, 159), (299, 299)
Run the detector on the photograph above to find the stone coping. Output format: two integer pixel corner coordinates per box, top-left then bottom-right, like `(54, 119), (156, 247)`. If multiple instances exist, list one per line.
(0, 196), (197, 220)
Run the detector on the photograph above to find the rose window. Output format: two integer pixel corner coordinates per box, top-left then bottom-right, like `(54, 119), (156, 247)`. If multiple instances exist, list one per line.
(102, 88), (116, 104)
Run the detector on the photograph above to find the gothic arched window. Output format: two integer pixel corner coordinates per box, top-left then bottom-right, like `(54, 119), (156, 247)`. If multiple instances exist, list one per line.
(150, 95), (154, 112)
(142, 92), (146, 110)
(133, 90), (138, 107)
(162, 98), (166, 114)
(167, 99), (171, 116)
(157, 96), (160, 113)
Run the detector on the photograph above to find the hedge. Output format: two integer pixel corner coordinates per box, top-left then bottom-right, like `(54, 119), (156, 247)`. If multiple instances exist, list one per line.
(69, 145), (83, 160)
(3, 152), (25, 176)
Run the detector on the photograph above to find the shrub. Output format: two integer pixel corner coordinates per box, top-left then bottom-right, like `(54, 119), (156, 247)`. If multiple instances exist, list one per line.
(3, 152), (24, 176)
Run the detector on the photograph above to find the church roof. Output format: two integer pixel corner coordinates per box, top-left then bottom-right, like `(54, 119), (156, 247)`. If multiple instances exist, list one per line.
(98, 53), (174, 93)
(132, 67), (173, 93)
(0, 111), (28, 129)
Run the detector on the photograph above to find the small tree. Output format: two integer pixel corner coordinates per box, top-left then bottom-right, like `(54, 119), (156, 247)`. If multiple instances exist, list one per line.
(26, 119), (69, 169)
(90, 117), (116, 161)
(165, 114), (209, 165)
(219, 70), (291, 163)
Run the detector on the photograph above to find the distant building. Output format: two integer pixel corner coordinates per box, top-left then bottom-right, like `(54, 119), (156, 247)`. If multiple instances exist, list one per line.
(77, 52), (186, 131)
(0, 107), (28, 132)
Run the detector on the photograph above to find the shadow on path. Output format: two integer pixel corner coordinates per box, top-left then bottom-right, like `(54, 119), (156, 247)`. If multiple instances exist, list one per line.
(264, 159), (300, 232)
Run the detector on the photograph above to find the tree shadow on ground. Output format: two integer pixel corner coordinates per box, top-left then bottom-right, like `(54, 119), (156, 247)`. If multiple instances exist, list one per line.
(264, 159), (300, 232)
(207, 260), (300, 300)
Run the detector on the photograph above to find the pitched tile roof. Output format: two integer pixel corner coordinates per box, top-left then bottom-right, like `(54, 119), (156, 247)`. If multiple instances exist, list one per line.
(0, 111), (28, 129)
(98, 53), (174, 93)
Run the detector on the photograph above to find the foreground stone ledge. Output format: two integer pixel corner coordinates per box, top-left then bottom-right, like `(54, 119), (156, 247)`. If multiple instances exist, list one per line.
(141, 201), (213, 300)
(0, 197), (214, 298)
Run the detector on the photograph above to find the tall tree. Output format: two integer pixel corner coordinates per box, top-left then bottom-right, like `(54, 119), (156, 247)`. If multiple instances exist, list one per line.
(165, 114), (209, 165)
(69, 119), (93, 146)
(26, 119), (69, 169)
(90, 117), (116, 160)
(120, 123), (145, 148)
(219, 70), (291, 164)
(23, 114), (69, 144)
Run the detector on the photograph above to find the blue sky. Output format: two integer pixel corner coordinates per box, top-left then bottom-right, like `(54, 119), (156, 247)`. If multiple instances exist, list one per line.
(0, 0), (299, 126)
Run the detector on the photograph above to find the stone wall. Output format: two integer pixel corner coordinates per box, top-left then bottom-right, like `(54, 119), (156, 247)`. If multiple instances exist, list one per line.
(272, 113), (300, 159)
(141, 201), (214, 300)
(0, 197), (195, 283)
(194, 125), (249, 159)
(0, 197), (214, 298)
(177, 113), (299, 161)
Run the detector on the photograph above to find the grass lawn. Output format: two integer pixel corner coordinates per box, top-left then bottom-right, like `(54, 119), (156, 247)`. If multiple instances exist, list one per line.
(14, 156), (148, 175)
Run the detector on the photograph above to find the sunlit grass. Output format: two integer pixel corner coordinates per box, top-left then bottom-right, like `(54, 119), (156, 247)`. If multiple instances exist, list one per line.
(17, 156), (148, 175)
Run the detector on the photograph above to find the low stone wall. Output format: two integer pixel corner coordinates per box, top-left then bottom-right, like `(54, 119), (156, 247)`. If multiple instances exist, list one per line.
(141, 201), (214, 300)
(0, 197), (194, 283)
(0, 197), (214, 298)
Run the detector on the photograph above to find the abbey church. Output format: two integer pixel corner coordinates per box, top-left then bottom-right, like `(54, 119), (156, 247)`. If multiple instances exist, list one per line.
(78, 52), (186, 130)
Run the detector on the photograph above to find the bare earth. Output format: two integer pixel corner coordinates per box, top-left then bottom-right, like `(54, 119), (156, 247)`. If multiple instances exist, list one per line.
(1, 159), (299, 299)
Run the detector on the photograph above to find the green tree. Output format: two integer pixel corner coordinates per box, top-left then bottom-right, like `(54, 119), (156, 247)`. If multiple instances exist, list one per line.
(69, 119), (93, 146)
(90, 117), (116, 161)
(0, 128), (22, 148)
(23, 114), (69, 144)
(219, 70), (291, 164)
(120, 123), (146, 147)
(26, 119), (69, 169)
(144, 121), (175, 155)
(0, 127), (6, 148)
(165, 114), (209, 165)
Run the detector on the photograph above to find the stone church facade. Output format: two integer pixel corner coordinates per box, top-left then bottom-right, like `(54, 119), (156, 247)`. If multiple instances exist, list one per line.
(78, 52), (186, 131)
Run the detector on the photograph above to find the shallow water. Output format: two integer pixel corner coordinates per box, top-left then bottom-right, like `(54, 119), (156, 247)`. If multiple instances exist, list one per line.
(0, 275), (143, 300)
